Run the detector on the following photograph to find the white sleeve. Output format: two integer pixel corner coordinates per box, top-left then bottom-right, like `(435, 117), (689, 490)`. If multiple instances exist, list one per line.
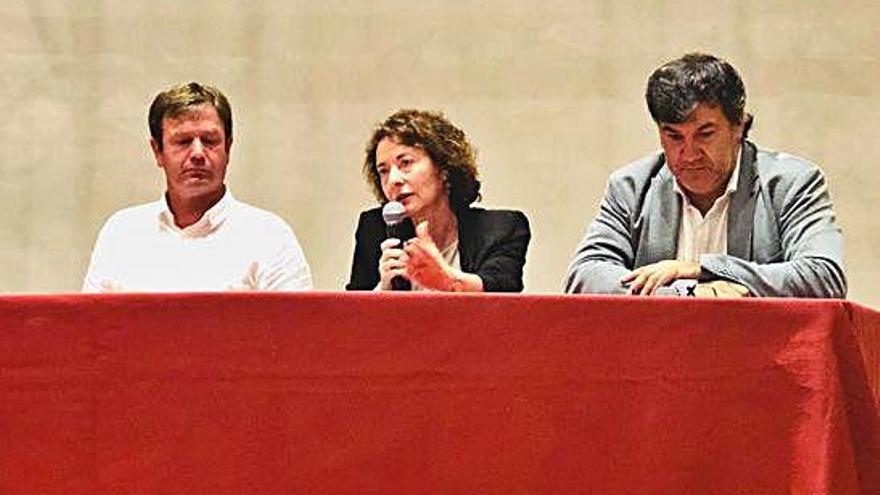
(81, 218), (115, 293)
(258, 220), (313, 291)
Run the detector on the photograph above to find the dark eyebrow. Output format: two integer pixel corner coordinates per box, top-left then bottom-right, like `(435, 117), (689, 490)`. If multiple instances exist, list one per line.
(660, 124), (682, 134)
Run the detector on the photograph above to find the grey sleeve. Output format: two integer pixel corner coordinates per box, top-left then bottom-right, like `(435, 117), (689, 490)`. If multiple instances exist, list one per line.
(564, 178), (634, 294)
(700, 165), (847, 298)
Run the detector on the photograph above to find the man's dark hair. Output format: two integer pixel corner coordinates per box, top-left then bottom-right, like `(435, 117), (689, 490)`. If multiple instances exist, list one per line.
(363, 109), (481, 211)
(148, 82), (233, 151)
(646, 53), (754, 138)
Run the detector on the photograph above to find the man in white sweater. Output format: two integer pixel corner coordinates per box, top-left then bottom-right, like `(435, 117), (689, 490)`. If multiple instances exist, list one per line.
(83, 82), (312, 292)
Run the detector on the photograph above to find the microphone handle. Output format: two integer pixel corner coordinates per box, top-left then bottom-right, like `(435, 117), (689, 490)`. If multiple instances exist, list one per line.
(385, 219), (415, 291)
(391, 274), (411, 291)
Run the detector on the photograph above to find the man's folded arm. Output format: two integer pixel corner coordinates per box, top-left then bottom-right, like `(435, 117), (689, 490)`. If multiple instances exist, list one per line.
(699, 166), (846, 298)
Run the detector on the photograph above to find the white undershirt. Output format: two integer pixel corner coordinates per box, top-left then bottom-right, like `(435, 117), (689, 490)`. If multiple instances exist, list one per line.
(674, 150), (741, 263)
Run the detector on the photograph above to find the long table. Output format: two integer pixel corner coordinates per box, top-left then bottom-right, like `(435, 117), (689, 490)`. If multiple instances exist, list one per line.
(1, 293), (878, 494)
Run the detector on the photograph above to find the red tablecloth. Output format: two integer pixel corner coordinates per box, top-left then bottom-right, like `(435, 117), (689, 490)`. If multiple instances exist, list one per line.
(1, 293), (878, 494)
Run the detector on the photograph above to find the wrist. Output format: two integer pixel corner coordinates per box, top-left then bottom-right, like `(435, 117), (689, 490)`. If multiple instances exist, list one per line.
(445, 269), (465, 292)
(683, 261), (702, 279)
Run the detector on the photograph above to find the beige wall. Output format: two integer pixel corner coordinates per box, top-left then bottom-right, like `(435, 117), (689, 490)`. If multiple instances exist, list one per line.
(1, 0), (878, 307)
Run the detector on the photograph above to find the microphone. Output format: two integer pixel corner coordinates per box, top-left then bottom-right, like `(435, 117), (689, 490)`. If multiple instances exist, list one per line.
(381, 201), (415, 291)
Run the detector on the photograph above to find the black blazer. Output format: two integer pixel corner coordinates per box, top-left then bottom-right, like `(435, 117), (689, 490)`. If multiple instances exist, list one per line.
(346, 206), (531, 292)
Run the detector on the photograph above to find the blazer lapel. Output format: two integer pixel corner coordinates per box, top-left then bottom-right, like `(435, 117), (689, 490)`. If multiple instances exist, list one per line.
(456, 208), (477, 272)
(636, 162), (680, 266)
(726, 141), (758, 260)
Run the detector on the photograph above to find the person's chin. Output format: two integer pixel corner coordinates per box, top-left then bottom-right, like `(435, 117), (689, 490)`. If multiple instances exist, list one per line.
(177, 181), (221, 197)
(677, 177), (707, 191)
(182, 174), (212, 184)
(678, 167), (709, 177)
(678, 173), (711, 188)
(400, 196), (416, 210)
(403, 203), (424, 219)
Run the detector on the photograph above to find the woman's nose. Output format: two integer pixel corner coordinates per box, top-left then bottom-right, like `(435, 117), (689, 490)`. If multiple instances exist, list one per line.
(388, 165), (405, 184)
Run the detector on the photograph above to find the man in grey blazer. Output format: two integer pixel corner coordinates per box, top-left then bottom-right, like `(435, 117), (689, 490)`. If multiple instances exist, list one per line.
(564, 53), (846, 298)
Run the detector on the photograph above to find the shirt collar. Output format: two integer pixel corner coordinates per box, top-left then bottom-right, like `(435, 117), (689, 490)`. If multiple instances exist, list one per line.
(158, 188), (235, 235)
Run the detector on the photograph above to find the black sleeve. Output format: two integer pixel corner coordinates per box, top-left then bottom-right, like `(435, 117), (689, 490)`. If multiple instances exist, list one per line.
(473, 211), (531, 293)
(345, 210), (383, 290)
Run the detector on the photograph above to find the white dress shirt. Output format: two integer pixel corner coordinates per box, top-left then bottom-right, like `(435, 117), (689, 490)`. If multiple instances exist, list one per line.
(674, 151), (742, 263)
(82, 190), (312, 292)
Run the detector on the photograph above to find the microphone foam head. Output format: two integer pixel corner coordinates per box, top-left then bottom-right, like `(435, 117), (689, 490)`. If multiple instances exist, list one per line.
(382, 201), (407, 225)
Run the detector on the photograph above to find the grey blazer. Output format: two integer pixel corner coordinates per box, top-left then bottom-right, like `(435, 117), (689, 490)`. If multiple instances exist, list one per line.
(564, 141), (847, 298)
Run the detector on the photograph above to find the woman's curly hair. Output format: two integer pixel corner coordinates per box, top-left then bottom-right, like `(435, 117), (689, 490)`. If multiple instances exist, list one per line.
(363, 109), (481, 211)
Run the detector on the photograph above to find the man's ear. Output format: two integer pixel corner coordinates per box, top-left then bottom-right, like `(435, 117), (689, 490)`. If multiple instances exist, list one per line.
(150, 138), (163, 168)
(733, 121), (746, 141)
(225, 136), (233, 153)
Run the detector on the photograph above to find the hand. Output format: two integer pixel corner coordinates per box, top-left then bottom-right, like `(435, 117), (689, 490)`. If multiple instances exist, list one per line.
(403, 221), (457, 291)
(620, 260), (701, 296)
(377, 237), (410, 290)
(694, 280), (751, 298)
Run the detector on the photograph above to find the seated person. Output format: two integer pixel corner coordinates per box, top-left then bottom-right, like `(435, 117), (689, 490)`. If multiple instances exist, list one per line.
(347, 109), (530, 292)
(82, 82), (312, 292)
(564, 53), (846, 298)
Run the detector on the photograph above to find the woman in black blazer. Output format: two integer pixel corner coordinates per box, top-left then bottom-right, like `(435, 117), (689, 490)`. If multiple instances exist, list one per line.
(347, 109), (530, 292)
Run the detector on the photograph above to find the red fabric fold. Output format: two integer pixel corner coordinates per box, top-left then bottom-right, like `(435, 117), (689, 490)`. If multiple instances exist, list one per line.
(0, 293), (878, 494)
